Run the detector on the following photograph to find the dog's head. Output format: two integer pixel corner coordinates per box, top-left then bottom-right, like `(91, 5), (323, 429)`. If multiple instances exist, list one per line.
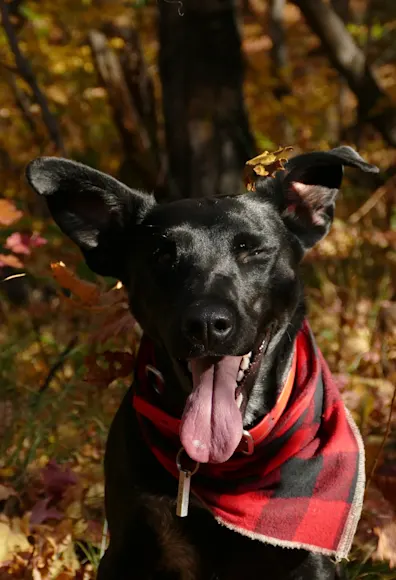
(26, 147), (378, 463)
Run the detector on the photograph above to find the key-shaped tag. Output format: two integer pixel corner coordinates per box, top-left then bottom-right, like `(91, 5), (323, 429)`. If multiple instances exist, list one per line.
(176, 468), (191, 517)
(176, 448), (199, 518)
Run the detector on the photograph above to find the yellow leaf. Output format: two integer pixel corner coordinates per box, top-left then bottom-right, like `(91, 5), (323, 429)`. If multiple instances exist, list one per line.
(245, 147), (293, 170)
(73, 519), (88, 538)
(65, 500), (82, 520)
(0, 518), (32, 563)
(109, 37), (125, 49)
(244, 146), (293, 191)
(57, 423), (81, 447)
(85, 482), (104, 509)
(0, 467), (15, 478)
(47, 86), (69, 106)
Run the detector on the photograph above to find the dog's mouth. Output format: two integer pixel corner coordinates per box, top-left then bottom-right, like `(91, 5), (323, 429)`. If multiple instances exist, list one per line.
(185, 351), (252, 409)
(179, 341), (265, 464)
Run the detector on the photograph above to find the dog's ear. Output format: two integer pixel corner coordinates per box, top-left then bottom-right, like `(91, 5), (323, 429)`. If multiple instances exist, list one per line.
(259, 146), (379, 250)
(26, 157), (155, 278)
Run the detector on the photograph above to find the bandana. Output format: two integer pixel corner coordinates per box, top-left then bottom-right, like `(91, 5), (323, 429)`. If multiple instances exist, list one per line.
(132, 321), (365, 561)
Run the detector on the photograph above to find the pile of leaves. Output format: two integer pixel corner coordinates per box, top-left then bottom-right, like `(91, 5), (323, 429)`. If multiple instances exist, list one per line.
(1, 461), (100, 580)
(1, 256), (140, 577)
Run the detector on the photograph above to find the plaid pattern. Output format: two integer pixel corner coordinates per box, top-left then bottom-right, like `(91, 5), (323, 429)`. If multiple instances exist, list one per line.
(133, 321), (365, 561)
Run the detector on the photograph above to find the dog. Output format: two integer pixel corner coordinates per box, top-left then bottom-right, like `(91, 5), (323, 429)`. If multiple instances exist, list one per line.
(26, 146), (378, 580)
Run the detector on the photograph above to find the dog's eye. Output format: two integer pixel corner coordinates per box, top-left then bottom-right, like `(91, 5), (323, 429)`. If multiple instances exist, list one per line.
(235, 240), (265, 263)
(237, 247), (264, 263)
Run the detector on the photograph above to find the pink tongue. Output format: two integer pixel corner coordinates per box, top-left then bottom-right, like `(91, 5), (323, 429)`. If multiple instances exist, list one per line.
(179, 356), (243, 463)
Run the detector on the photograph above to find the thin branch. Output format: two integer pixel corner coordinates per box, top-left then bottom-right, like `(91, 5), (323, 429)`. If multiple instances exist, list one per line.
(348, 176), (396, 224)
(0, 59), (19, 74)
(292, 0), (396, 148)
(38, 336), (78, 395)
(365, 379), (396, 491)
(0, 0), (65, 153)
(363, 0), (374, 64)
(7, 71), (40, 141)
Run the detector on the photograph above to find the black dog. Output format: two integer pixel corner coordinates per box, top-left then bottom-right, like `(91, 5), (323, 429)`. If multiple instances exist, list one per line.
(27, 147), (378, 580)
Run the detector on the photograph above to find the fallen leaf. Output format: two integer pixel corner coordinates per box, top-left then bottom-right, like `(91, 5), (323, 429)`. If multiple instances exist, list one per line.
(85, 482), (104, 510)
(0, 199), (23, 226)
(0, 518), (31, 563)
(0, 254), (24, 269)
(30, 498), (63, 525)
(373, 521), (396, 568)
(84, 351), (135, 387)
(91, 309), (138, 343)
(41, 460), (79, 501)
(0, 467), (16, 478)
(0, 485), (17, 502)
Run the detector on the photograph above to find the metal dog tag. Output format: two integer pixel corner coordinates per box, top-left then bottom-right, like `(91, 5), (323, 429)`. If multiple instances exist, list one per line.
(176, 468), (192, 517)
(176, 448), (199, 518)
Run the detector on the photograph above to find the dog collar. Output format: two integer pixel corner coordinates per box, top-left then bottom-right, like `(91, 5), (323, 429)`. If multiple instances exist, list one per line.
(133, 340), (296, 456)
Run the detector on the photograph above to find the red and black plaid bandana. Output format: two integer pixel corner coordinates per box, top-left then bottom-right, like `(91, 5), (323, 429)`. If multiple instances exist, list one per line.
(133, 321), (365, 561)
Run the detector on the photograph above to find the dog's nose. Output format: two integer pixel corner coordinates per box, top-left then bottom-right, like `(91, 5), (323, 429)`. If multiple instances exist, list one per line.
(183, 303), (234, 349)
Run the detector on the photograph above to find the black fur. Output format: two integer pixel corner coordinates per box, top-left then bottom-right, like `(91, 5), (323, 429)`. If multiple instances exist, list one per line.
(26, 147), (378, 579)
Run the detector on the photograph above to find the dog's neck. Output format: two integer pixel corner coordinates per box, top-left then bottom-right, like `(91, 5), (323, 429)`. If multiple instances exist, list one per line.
(151, 303), (305, 429)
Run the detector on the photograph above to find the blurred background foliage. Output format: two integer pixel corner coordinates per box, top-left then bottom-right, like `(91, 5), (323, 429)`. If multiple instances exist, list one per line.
(0, 0), (395, 577)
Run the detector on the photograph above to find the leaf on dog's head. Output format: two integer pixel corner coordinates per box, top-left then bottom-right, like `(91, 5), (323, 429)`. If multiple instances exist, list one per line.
(244, 146), (293, 191)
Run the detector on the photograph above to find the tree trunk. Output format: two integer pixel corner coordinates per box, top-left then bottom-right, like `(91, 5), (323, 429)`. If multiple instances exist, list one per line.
(268, 0), (294, 143)
(104, 22), (162, 172)
(329, 0), (351, 144)
(89, 29), (159, 191)
(158, 0), (256, 200)
(292, 0), (396, 148)
(331, 0), (350, 20)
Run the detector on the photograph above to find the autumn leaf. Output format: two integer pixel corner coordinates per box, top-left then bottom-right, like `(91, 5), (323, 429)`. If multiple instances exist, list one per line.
(0, 486), (13, 501)
(30, 498), (63, 525)
(5, 232), (47, 255)
(84, 351), (136, 387)
(90, 308), (138, 343)
(244, 146), (293, 191)
(0, 199), (23, 226)
(41, 460), (79, 501)
(51, 262), (100, 306)
(0, 517), (32, 564)
(373, 522), (396, 568)
(0, 254), (24, 269)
